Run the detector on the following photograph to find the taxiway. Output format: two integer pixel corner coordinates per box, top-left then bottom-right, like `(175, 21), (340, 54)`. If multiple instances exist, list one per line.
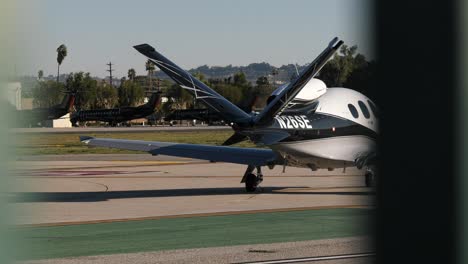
(14, 154), (374, 263)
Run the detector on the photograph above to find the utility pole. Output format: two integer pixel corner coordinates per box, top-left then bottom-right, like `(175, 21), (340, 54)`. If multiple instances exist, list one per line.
(106, 62), (114, 87)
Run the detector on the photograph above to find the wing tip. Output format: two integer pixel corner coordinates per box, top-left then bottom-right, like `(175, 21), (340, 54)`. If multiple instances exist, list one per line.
(133, 44), (155, 53)
(79, 135), (94, 143)
(328, 37), (343, 49)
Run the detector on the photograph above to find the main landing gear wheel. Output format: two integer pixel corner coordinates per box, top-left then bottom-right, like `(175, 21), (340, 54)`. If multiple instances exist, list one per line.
(243, 165), (264, 192)
(245, 173), (257, 192)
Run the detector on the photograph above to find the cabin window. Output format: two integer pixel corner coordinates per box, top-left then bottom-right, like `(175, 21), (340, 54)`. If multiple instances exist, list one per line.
(367, 100), (378, 118)
(348, 104), (359, 118)
(358, 101), (370, 119)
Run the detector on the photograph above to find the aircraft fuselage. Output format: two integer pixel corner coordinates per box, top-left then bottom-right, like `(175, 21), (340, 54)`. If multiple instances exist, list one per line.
(71, 92), (161, 126)
(243, 88), (378, 170)
(71, 106), (155, 125)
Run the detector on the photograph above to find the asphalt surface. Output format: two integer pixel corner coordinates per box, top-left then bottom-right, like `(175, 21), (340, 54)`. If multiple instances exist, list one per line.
(13, 154), (375, 263)
(13, 156), (373, 225)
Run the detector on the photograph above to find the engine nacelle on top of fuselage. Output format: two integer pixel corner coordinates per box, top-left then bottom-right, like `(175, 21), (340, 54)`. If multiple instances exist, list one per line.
(267, 78), (327, 105)
(293, 78), (327, 102)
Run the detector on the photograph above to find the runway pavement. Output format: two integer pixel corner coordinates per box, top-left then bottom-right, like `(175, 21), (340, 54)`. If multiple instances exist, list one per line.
(13, 154), (373, 225)
(13, 154), (374, 263)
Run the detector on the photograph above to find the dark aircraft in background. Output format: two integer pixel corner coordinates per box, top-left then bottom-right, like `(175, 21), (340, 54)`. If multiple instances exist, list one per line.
(81, 38), (378, 191)
(70, 92), (161, 126)
(165, 108), (223, 125)
(165, 96), (259, 125)
(17, 91), (76, 127)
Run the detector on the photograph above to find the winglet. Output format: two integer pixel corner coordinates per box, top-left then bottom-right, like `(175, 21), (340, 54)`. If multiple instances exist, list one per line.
(79, 136), (94, 143)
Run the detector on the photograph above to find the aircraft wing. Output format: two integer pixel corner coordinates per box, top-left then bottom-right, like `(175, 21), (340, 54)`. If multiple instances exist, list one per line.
(133, 44), (252, 125)
(80, 136), (280, 166)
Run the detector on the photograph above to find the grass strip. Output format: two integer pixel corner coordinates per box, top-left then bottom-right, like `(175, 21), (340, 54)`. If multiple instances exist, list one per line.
(18, 208), (372, 260)
(16, 130), (256, 155)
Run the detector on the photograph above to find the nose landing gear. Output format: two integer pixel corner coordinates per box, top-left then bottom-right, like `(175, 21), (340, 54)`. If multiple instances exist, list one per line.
(365, 171), (374, 187)
(355, 154), (378, 188)
(242, 165), (263, 192)
(365, 166), (376, 187)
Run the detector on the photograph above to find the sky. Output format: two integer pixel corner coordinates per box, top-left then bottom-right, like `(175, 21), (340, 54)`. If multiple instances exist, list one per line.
(12, 0), (373, 78)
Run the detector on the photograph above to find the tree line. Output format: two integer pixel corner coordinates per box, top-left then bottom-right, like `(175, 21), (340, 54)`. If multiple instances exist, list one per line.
(33, 72), (146, 109)
(32, 45), (375, 113)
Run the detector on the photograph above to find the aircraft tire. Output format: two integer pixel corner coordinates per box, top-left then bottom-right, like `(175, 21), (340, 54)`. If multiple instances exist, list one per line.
(245, 173), (257, 192)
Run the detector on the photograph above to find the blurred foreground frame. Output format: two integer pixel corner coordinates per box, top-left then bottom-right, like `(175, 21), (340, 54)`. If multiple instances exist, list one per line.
(0, 1), (23, 263)
(375, 0), (459, 264)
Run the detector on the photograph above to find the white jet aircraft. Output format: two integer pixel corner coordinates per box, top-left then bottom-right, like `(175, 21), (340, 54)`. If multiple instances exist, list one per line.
(80, 38), (378, 191)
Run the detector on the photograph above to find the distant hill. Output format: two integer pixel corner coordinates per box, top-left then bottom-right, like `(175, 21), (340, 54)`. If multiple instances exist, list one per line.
(153, 62), (308, 85)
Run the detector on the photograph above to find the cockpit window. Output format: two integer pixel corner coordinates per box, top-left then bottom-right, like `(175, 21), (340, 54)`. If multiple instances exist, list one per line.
(358, 101), (370, 119)
(367, 100), (378, 117)
(348, 104), (359, 118)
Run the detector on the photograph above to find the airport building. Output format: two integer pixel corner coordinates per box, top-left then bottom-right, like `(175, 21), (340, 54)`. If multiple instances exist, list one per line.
(7, 82), (22, 110)
(42, 113), (72, 128)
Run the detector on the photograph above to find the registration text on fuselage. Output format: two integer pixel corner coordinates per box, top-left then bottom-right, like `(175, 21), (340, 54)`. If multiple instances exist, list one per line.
(275, 115), (312, 129)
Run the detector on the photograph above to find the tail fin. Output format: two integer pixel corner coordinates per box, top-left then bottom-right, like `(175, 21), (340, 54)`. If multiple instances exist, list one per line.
(144, 91), (162, 110)
(253, 38), (343, 126)
(239, 94), (259, 113)
(58, 92), (76, 112)
(134, 44), (252, 125)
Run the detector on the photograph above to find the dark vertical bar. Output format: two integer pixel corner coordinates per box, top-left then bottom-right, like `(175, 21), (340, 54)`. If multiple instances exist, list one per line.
(457, 1), (466, 263)
(376, 0), (456, 263)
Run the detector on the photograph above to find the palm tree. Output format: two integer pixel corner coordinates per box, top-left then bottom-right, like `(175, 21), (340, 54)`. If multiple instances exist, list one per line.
(127, 68), (136, 81)
(56, 44), (68, 82)
(145, 59), (155, 91)
(38, 70), (44, 81)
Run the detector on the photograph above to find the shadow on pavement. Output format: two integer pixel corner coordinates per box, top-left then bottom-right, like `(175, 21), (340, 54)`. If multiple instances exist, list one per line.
(12, 186), (374, 203)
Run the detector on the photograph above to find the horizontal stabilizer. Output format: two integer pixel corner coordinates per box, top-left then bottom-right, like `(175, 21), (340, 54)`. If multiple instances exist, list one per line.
(222, 132), (248, 146)
(79, 136), (94, 142)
